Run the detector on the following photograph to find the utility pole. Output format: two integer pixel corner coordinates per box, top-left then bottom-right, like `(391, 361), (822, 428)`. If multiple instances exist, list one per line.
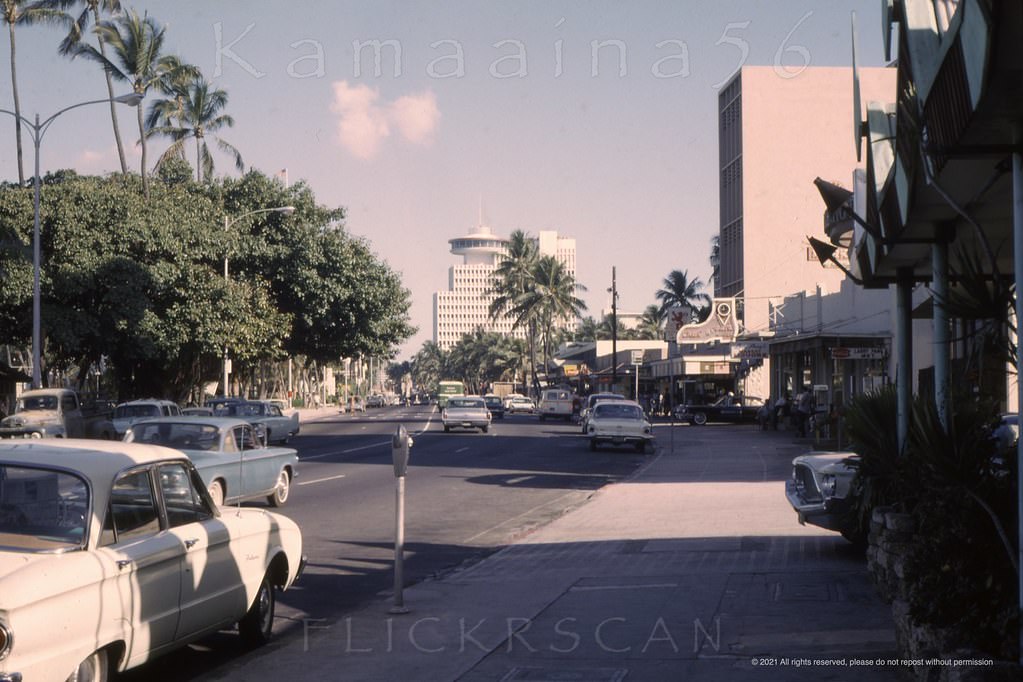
(610, 267), (618, 390)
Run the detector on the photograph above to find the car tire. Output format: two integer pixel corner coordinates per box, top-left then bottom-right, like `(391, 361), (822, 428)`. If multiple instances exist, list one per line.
(208, 480), (225, 507)
(67, 648), (107, 682)
(444, 425), (450, 433)
(239, 574), (276, 647)
(692, 412), (708, 426)
(589, 439), (598, 452)
(481, 425), (489, 433)
(635, 441), (646, 453)
(267, 470), (291, 507)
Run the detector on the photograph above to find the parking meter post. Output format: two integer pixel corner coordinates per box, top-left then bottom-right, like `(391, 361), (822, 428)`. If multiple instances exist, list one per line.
(390, 424), (411, 614)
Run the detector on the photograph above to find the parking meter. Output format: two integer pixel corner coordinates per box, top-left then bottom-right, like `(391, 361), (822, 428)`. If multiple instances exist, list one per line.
(392, 424), (412, 477)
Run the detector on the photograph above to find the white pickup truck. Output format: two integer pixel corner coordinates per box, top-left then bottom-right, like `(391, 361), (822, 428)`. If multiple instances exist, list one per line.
(0, 388), (115, 439)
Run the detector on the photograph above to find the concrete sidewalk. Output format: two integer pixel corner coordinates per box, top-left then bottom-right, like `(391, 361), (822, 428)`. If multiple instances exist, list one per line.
(213, 426), (899, 681)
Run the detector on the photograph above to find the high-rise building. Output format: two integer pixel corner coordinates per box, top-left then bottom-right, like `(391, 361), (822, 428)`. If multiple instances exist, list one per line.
(433, 222), (577, 351)
(717, 66), (896, 336)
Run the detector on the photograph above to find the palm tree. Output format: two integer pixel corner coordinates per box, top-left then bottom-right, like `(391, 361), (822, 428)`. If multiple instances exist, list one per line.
(709, 234), (720, 293)
(73, 9), (193, 198)
(147, 74), (243, 183)
(573, 316), (599, 342)
(508, 255), (587, 383)
(2, 0), (68, 184)
(489, 229), (541, 393)
(635, 304), (664, 340)
(655, 269), (711, 320)
(39, 0), (127, 174)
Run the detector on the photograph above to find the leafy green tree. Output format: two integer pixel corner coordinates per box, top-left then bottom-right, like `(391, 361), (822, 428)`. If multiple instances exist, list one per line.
(147, 73), (243, 182)
(655, 269), (711, 319)
(2, 0), (68, 184)
(0, 169), (415, 400)
(73, 9), (195, 198)
(39, 0), (128, 174)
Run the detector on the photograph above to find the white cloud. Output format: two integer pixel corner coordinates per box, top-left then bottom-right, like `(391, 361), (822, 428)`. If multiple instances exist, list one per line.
(391, 91), (440, 145)
(329, 81), (440, 160)
(330, 81), (390, 160)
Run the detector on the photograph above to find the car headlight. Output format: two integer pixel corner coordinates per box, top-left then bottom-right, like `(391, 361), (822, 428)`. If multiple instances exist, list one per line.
(0, 620), (12, 660)
(821, 474), (837, 498)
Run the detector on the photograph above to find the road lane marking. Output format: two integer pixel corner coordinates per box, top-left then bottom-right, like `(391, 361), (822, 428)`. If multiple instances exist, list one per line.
(455, 447), (469, 453)
(298, 474), (348, 486)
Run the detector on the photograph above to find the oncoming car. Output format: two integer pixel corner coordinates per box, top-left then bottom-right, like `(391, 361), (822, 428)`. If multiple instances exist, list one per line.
(0, 439), (305, 682)
(586, 400), (654, 453)
(442, 396), (492, 433)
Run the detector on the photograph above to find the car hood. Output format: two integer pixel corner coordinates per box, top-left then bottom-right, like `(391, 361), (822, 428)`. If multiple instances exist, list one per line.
(792, 451), (859, 473)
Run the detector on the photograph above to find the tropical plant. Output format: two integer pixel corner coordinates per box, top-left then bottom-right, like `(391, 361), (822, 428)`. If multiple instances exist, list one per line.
(39, 0), (127, 173)
(72, 9), (196, 198)
(506, 255), (586, 381)
(489, 229), (540, 393)
(573, 316), (599, 342)
(635, 304), (663, 340)
(655, 269), (711, 319)
(2, 0), (69, 184)
(147, 73), (243, 182)
(410, 341), (444, 393)
(709, 234), (720, 292)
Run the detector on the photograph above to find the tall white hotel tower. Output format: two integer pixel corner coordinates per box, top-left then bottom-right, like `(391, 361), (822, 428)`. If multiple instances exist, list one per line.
(432, 220), (577, 351)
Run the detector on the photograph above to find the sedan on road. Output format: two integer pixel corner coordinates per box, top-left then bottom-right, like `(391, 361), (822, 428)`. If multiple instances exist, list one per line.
(483, 394), (506, 419)
(506, 397), (536, 414)
(125, 417), (298, 507)
(586, 400), (654, 453)
(674, 395), (765, 425)
(0, 439), (304, 682)
(442, 397), (492, 433)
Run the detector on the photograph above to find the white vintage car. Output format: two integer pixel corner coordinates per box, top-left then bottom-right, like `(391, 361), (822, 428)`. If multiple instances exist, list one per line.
(0, 439), (305, 682)
(585, 399), (655, 453)
(785, 451), (862, 543)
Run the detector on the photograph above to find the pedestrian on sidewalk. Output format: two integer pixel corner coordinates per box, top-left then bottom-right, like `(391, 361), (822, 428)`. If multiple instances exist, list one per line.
(795, 387), (813, 437)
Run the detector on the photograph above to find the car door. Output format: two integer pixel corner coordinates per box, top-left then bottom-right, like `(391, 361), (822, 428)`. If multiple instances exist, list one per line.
(98, 467), (183, 663)
(157, 462), (245, 639)
(230, 423), (273, 498)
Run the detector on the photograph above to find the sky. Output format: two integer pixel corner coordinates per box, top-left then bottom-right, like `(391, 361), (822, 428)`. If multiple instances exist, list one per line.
(1, 1), (887, 360)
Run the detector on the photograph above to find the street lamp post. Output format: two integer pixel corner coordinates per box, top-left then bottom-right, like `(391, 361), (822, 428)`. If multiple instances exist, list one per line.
(221, 205), (295, 397)
(1, 93), (144, 388)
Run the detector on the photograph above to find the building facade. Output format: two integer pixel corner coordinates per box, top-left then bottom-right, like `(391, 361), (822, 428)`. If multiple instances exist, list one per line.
(715, 65), (897, 397)
(433, 223), (577, 351)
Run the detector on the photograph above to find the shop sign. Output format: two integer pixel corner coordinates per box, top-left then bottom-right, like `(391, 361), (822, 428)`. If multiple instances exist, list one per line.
(830, 346), (885, 360)
(676, 298), (739, 344)
(698, 361), (733, 375)
(731, 341), (769, 360)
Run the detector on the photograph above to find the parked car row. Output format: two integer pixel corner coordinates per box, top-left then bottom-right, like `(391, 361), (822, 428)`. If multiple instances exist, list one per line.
(0, 438), (306, 682)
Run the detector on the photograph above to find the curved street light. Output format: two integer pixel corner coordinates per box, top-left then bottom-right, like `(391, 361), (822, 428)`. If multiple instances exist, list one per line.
(0, 93), (144, 388)
(222, 205), (296, 397)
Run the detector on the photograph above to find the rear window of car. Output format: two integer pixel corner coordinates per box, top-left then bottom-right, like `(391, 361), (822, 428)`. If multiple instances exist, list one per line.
(0, 464), (89, 552)
(449, 398), (485, 409)
(484, 397), (502, 406)
(593, 404), (643, 420)
(128, 422), (221, 451)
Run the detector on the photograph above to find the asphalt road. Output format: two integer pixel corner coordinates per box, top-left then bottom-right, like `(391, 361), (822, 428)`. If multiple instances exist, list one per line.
(120, 403), (649, 681)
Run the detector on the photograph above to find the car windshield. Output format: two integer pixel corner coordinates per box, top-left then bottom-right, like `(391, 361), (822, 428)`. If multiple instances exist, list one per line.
(449, 398), (484, 409)
(115, 404), (160, 419)
(128, 422), (221, 451)
(17, 395), (58, 411)
(593, 404), (644, 420)
(484, 397), (501, 406)
(0, 464), (89, 552)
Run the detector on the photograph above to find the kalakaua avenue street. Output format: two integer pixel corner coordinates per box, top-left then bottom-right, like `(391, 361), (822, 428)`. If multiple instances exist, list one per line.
(115, 406), (898, 681)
